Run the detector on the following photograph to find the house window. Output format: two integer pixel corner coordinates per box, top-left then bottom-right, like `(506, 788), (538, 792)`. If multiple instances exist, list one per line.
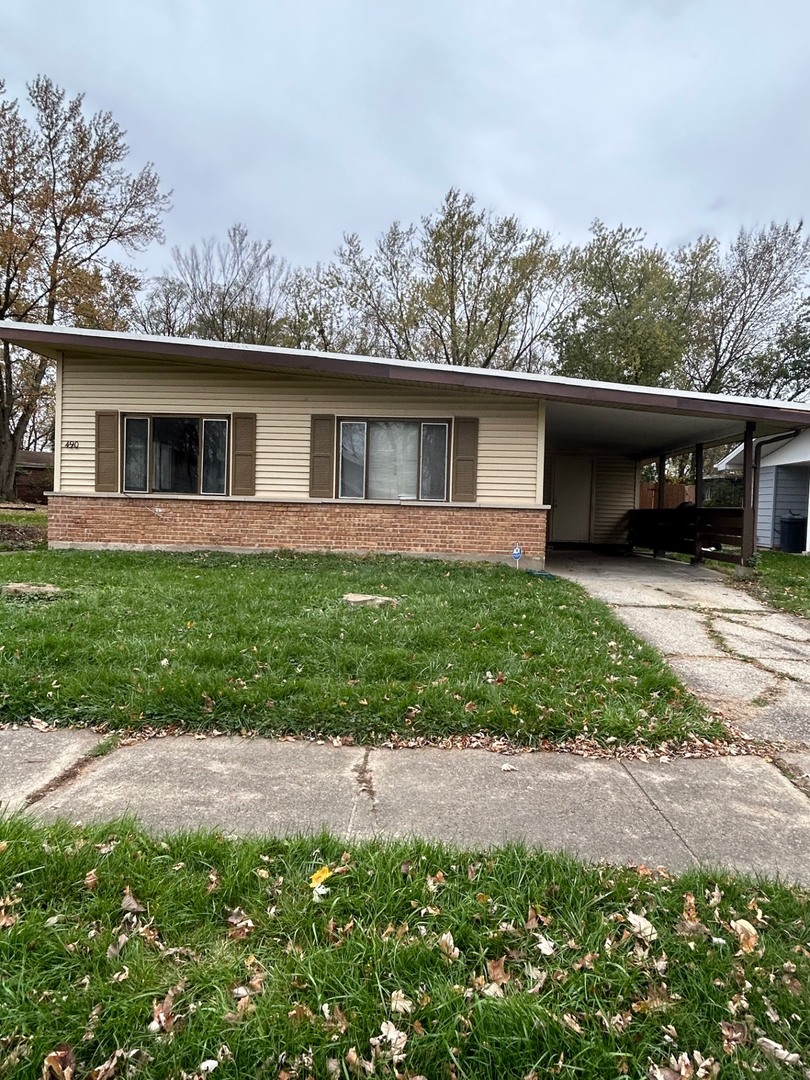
(338, 420), (449, 501)
(122, 416), (229, 495)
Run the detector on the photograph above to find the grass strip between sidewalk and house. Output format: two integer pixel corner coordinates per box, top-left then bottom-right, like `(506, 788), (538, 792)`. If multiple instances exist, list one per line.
(1, 817), (809, 1079)
(748, 552), (810, 621)
(0, 550), (721, 748)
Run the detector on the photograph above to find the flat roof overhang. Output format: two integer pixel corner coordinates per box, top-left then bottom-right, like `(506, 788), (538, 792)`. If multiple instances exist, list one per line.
(2, 320), (809, 461)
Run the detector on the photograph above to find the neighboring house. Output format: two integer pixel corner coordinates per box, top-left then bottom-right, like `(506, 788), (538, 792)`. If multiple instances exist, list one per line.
(1, 321), (809, 563)
(14, 450), (54, 504)
(718, 429), (810, 553)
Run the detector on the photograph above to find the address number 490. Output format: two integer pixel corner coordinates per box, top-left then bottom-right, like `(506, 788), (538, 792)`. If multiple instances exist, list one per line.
(64, 440), (79, 448)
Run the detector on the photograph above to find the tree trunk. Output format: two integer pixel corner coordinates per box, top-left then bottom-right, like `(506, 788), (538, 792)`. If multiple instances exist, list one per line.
(0, 424), (22, 501)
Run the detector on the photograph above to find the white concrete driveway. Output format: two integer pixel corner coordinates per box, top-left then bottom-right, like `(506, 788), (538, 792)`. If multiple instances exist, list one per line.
(547, 552), (810, 746)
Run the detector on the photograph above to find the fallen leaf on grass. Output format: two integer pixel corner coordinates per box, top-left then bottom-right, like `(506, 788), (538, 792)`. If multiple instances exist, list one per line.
(0, 894), (21, 930)
(111, 966), (129, 983)
(438, 931), (459, 961)
(42, 1045), (76, 1080)
(84, 869), (98, 891)
(597, 1010), (632, 1033)
(426, 871), (445, 892)
(82, 1003), (103, 1042)
(370, 1021), (408, 1064)
(88, 1048), (151, 1080)
(322, 1002), (349, 1033)
(756, 1037), (802, 1066)
(729, 919), (758, 954)
(390, 990), (414, 1014)
(534, 934), (556, 956)
(562, 1013), (583, 1034)
(106, 933), (128, 961)
(0, 841), (7, 855)
(224, 996), (255, 1023)
(121, 887), (145, 914)
(719, 1021), (748, 1054)
(287, 1002), (316, 1024)
(147, 981), (186, 1034)
(632, 984), (680, 1014)
(346, 1047), (374, 1076)
(648, 1051), (719, 1079)
(572, 951), (597, 971)
(763, 997), (781, 1023)
(206, 871), (220, 893)
(94, 839), (119, 856)
(486, 956), (511, 986)
(627, 911), (658, 945)
(225, 908), (254, 939)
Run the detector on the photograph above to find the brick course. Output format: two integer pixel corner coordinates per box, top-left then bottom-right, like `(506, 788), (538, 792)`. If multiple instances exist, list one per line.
(48, 496), (548, 559)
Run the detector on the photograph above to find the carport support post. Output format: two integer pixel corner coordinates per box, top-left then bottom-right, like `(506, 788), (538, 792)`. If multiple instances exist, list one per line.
(654, 452), (666, 557)
(692, 443), (705, 564)
(741, 422), (756, 566)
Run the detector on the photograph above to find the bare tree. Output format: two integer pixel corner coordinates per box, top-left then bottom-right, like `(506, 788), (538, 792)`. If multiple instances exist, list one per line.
(679, 222), (810, 395)
(0, 75), (169, 499)
(137, 224), (288, 345)
(335, 189), (578, 370)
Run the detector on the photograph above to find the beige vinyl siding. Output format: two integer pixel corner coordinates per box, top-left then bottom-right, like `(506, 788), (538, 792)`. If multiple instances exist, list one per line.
(58, 356), (542, 505)
(591, 458), (639, 543)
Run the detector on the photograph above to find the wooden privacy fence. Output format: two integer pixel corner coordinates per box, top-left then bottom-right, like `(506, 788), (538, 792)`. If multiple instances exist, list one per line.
(629, 507), (745, 564)
(639, 482), (695, 509)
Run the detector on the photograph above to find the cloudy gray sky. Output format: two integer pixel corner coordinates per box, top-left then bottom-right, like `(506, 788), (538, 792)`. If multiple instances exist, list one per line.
(4, 0), (809, 275)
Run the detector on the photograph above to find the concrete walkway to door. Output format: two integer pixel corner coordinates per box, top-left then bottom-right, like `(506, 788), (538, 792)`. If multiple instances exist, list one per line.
(547, 551), (810, 746)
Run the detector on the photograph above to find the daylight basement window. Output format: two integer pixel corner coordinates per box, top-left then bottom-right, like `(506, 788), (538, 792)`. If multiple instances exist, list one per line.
(338, 420), (449, 500)
(123, 416), (229, 495)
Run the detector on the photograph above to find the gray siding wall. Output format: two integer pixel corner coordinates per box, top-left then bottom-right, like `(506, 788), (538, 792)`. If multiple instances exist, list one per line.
(773, 465), (810, 548)
(757, 466), (776, 548)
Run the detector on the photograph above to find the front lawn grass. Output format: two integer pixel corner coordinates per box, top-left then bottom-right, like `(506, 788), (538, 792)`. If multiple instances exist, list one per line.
(749, 551), (810, 620)
(0, 508), (49, 528)
(0, 550), (719, 747)
(1, 817), (808, 1079)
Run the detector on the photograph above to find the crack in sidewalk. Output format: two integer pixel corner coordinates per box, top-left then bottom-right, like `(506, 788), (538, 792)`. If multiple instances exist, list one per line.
(25, 754), (98, 809)
(619, 762), (700, 864)
(23, 734), (121, 809)
(703, 612), (809, 693)
(347, 748), (378, 836)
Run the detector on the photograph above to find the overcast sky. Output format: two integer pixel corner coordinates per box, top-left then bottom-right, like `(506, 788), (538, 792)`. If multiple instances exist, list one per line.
(4, 0), (809, 276)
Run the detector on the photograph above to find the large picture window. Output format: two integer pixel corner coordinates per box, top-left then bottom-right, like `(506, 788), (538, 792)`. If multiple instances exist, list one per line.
(338, 419), (449, 501)
(123, 416), (229, 495)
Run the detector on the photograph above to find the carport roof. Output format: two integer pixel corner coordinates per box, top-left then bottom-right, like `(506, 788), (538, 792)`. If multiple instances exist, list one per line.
(2, 320), (810, 460)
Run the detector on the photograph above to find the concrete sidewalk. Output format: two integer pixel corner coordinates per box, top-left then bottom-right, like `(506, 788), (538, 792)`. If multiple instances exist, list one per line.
(2, 728), (810, 885)
(548, 552), (810, 746)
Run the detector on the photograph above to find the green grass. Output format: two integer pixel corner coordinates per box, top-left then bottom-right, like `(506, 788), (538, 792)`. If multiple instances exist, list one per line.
(749, 551), (810, 620)
(0, 508), (49, 528)
(1, 817), (808, 1079)
(0, 550), (719, 747)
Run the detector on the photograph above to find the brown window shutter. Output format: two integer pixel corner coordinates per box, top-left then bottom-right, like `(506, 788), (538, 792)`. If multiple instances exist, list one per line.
(452, 418), (478, 502)
(309, 415), (336, 497)
(231, 413), (257, 496)
(95, 411), (119, 492)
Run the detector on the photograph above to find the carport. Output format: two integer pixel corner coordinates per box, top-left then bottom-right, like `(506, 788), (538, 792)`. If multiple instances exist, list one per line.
(541, 381), (810, 565)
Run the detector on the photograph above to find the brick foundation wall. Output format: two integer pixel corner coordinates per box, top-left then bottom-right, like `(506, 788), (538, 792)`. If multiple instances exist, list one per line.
(48, 496), (548, 559)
